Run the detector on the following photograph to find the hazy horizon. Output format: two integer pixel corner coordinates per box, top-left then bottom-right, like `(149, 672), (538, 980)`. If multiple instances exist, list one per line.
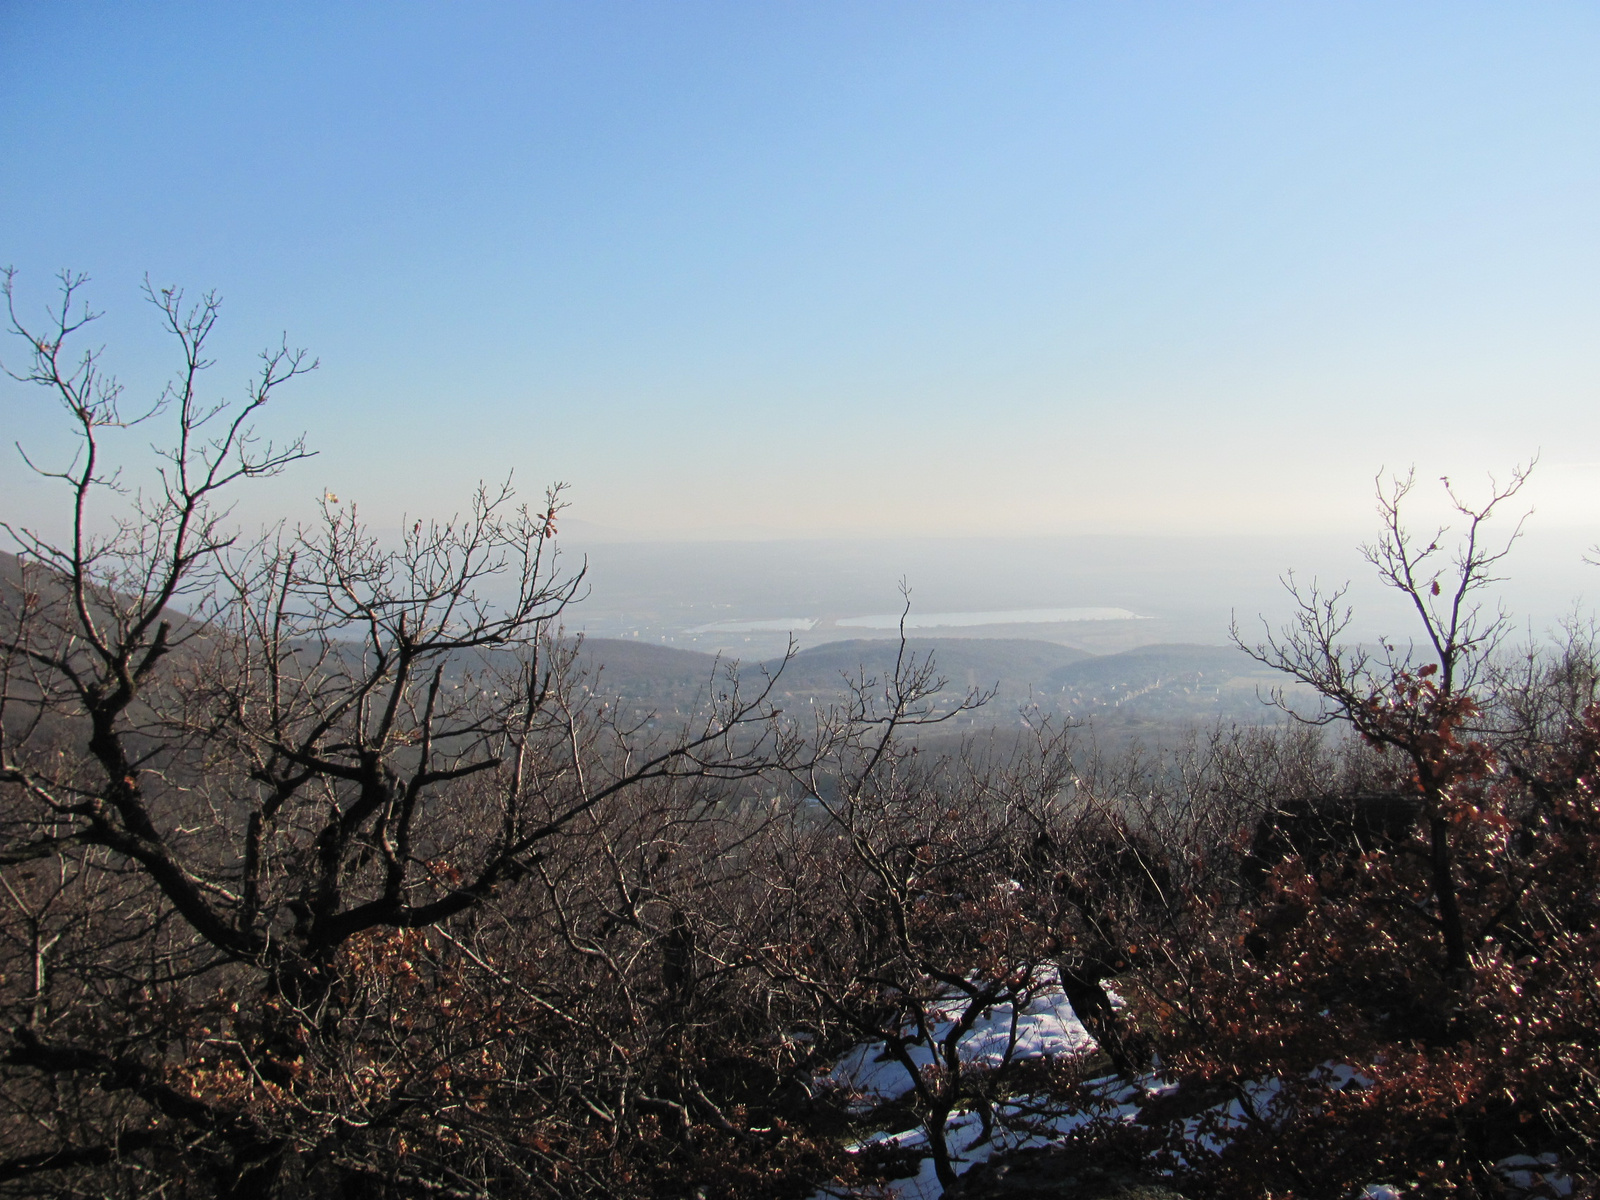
(531, 523), (1599, 661)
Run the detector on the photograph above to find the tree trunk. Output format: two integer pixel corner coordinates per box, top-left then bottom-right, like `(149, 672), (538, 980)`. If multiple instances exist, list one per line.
(1427, 811), (1471, 976)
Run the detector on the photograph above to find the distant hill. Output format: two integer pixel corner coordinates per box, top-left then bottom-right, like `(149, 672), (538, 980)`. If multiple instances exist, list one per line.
(1046, 642), (1260, 688)
(573, 637), (723, 708)
(557, 636), (1304, 732)
(760, 638), (1092, 703)
(1, 549), (65, 609)
(565, 636), (1094, 723)
(0, 549), (205, 644)
(1044, 643), (1302, 725)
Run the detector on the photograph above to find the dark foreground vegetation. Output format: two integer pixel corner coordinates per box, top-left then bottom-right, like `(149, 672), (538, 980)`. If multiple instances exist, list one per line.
(2, 275), (1596, 1199)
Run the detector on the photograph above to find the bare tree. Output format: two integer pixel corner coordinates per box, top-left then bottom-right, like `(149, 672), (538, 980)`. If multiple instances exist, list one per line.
(1235, 465), (1532, 975)
(747, 612), (1085, 1191)
(0, 271), (804, 1198)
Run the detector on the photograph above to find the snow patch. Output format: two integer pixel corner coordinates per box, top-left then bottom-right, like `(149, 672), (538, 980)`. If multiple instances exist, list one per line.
(826, 984), (1096, 1106)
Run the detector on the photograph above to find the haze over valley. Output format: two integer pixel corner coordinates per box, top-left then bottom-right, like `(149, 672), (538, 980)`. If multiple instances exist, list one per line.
(559, 526), (1600, 657)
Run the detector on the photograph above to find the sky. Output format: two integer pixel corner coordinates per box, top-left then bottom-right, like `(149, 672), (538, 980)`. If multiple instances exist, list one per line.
(3, 1), (1600, 551)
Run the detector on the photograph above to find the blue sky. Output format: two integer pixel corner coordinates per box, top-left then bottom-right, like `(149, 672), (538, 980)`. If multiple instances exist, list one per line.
(4, 2), (1600, 541)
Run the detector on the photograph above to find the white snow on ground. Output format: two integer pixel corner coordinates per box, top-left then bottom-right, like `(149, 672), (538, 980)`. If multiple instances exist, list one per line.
(814, 985), (1577, 1199)
(826, 983), (1097, 1106)
(837, 1082), (1146, 1200)
(814, 979), (1108, 1199)
(1175, 1076), (1283, 1157)
(1496, 1154), (1574, 1197)
(1358, 1157), (1574, 1200)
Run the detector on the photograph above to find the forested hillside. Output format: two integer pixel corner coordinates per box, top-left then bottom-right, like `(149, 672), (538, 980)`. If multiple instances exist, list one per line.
(582, 635), (1302, 742)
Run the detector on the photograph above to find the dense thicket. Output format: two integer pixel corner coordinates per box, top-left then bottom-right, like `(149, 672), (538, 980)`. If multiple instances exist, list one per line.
(3, 275), (1596, 1198)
